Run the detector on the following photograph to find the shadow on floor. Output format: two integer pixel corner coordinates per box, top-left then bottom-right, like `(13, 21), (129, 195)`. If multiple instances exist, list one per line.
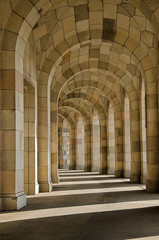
(1, 171), (159, 240)
(1, 207), (159, 240)
(20, 190), (159, 211)
(53, 181), (139, 191)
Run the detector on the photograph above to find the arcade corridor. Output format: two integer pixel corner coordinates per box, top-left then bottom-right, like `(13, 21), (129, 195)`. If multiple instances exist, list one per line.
(0, 0), (159, 238)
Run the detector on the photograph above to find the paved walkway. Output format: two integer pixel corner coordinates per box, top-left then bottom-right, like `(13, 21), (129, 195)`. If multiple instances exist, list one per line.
(0, 170), (159, 240)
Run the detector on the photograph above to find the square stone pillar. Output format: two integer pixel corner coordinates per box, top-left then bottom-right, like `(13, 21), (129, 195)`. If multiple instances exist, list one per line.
(50, 94), (59, 183)
(69, 126), (76, 170)
(76, 117), (85, 170)
(24, 83), (39, 195)
(38, 84), (52, 192)
(114, 112), (124, 178)
(146, 73), (159, 193)
(51, 119), (59, 183)
(84, 121), (92, 172)
(0, 86), (1, 211)
(130, 101), (141, 183)
(58, 117), (63, 169)
(1, 69), (26, 210)
(99, 123), (107, 174)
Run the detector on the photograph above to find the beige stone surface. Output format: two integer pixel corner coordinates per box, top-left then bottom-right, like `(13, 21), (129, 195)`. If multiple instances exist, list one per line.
(104, 4), (117, 19)
(0, 0), (159, 213)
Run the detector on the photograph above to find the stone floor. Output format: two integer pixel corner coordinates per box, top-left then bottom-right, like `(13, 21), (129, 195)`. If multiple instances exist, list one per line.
(0, 170), (159, 240)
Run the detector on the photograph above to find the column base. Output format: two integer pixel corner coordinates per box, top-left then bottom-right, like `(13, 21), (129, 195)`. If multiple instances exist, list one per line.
(130, 173), (141, 183)
(1, 191), (26, 211)
(35, 183), (39, 194)
(99, 168), (107, 174)
(52, 175), (59, 183)
(24, 182), (39, 195)
(84, 167), (91, 172)
(114, 170), (123, 178)
(39, 181), (52, 192)
(123, 170), (131, 178)
(0, 197), (2, 211)
(140, 174), (147, 184)
(146, 179), (159, 193)
(69, 166), (76, 170)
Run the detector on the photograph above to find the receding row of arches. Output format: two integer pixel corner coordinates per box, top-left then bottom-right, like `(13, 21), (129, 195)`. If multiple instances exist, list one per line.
(55, 87), (147, 183)
(0, 0), (159, 211)
(22, 77), (147, 201)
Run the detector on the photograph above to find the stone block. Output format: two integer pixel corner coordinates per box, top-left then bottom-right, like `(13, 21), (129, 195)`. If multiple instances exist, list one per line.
(134, 41), (148, 61)
(104, 4), (117, 19)
(63, 16), (76, 34)
(74, 4), (89, 21)
(102, 18), (116, 42)
(6, 13), (23, 33)
(53, 29), (64, 47)
(38, 138), (48, 152)
(90, 11), (102, 25)
(33, 24), (47, 42)
(76, 19), (89, 33)
(1, 110), (15, 129)
(89, 0), (102, 10)
(117, 13), (129, 30)
(10, 0), (33, 18)
(1, 51), (15, 69)
(125, 27), (140, 52)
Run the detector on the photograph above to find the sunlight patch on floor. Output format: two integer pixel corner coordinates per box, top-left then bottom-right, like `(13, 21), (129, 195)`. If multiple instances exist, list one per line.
(58, 171), (100, 176)
(54, 179), (130, 185)
(0, 200), (159, 223)
(126, 236), (159, 240)
(59, 175), (115, 179)
(27, 185), (145, 198)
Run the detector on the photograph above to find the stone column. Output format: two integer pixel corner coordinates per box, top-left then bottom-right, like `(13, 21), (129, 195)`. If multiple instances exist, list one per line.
(69, 125), (76, 170)
(24, 84), (39, 195)
(130, 101), (141, 183)
(58, 117), (63, 169)
(140, 81), (147, 184)
(146, 70), (159, 192)
(99, 122), (107, 174)
(0, 86), (1, 211)
(50, 93), (59, 183)
(114, 112), (124, 177)
(123, 95), (131, 178)
(1, 69), (26, 210)
(107, 104), (115, 175)
(38, 84), (52, 191)
(91, 111), (100, 172)
(84, 120), (92, 172)
(76, 117), (85, 170)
